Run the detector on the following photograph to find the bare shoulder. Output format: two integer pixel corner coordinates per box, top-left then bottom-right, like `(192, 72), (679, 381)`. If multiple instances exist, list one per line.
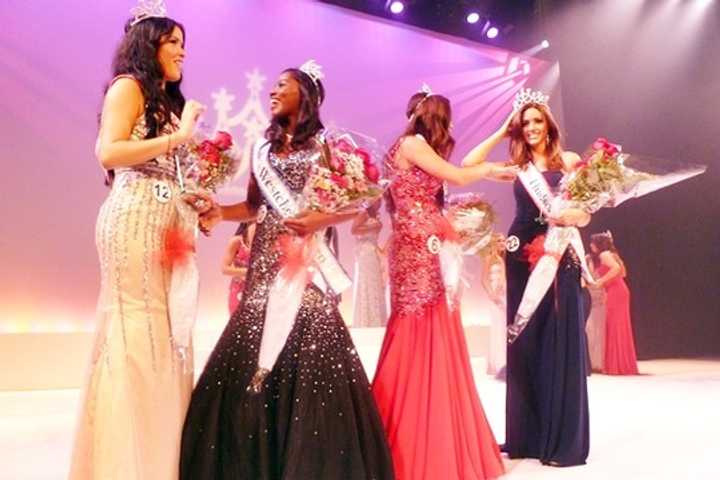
(104, 77), (144, 113)
(599, 250), (616, 264)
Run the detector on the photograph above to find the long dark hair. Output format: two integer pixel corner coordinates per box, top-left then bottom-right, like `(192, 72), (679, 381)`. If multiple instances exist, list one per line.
(508, 102), (563, 170)
(386, 92), (453, 214)
(590, 232), (626, 274)
(265, 68), (325, 153)
(103, 17), (186, 184)
(402, 92), (455, 159)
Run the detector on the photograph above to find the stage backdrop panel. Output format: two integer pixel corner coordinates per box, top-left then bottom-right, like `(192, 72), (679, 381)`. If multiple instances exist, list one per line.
(0, 0), (560, 333)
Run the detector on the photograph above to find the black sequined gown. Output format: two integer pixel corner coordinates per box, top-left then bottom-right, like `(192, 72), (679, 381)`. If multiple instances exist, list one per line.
(180, 144), (395, 480)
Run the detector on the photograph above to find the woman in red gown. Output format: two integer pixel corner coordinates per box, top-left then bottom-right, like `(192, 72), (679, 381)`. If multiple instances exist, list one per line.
(590, 232), (639, 375)
(372, 90), (515, 480)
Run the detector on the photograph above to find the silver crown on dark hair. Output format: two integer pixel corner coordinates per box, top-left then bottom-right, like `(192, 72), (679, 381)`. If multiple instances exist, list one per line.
(130, 0), (168, 27)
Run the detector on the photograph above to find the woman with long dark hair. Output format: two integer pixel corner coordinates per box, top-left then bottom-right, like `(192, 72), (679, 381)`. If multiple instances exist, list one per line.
(466, 96), (591, 466)
(371, 90), (515, 480)
(590, 232), (639, 374)
(179, 65), (395, 479)
(69, 8), (207, 480)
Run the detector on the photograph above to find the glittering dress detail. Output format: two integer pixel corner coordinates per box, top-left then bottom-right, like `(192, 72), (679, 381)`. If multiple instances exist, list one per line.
(228, 243), (250, 314)
(504, 170), (589, 466)
(70, 100), (193, 480)
(371, 140), (504, 480)
(352, 222), (388, 327)
(180, 144), (395, 480)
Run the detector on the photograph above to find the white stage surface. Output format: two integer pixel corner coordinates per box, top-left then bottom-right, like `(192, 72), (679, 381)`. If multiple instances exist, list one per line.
(2, 327), (719, 479)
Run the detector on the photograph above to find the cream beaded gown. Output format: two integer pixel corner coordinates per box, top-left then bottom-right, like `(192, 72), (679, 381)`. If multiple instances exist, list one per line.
(69, 100), (194, 480)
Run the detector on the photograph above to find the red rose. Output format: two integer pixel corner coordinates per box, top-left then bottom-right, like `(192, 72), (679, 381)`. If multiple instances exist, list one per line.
(212, 131), (233, 150)
(355, 148), (372, 166)
(365, 164), (380, 183)
(334, 139), (354, 154)
(592, 137), (609, 151)
(331, 172), (349, 189)
(198, 141), (221, 165)
(604, 143), (620, 156)
(329, 155), (345, 173)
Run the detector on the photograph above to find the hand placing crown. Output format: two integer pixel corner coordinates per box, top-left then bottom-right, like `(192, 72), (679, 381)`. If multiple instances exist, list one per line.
(512, 87), (549, 111)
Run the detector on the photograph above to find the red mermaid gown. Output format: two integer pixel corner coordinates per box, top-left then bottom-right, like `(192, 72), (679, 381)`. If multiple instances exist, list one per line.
(372, 142), (504, 480)
(598, 264), (639, 375)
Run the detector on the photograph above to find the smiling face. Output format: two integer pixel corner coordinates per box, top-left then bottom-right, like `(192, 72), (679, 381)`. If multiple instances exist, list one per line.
(269, 72), (301, 118)
(156, 26), (185, 83)
(522, 106), (549, 149)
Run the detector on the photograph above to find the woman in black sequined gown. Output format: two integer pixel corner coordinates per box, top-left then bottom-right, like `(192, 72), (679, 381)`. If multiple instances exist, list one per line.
(179, 67), (394, 479)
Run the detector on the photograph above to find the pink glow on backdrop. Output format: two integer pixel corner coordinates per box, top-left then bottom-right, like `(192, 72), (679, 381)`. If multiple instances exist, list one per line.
(0, 0), (561, 332)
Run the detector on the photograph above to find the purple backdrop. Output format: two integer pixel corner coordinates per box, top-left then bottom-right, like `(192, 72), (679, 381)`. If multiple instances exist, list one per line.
(0, 0), (559, 332)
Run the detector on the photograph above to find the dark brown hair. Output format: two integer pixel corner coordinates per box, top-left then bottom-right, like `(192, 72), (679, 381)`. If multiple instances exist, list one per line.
(103, 16), (187, 185)
(402, 92), (455, 160)
(508, 103), (563, 170)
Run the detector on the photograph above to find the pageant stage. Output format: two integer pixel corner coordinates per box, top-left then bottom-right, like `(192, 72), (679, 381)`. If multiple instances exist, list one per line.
(2, 325), (718, 479)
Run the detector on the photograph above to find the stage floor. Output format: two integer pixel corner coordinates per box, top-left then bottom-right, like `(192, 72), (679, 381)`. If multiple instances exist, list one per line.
(2, 331), (719, 479)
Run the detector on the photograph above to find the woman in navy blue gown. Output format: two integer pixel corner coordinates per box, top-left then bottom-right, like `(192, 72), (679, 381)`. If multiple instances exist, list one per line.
(502, 99), (590, 466)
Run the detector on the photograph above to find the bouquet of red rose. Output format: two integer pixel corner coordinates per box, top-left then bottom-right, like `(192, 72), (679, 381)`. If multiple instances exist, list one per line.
(183, 130), (242, 193)
(559, 137), (705, 213)
(302, 131), (386, 213)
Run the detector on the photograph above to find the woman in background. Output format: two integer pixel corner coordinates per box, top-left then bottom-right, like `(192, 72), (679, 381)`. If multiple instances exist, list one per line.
(590, 232), (639, 375)
(351, 201), (388, 327)
(222, 223), (256, 314)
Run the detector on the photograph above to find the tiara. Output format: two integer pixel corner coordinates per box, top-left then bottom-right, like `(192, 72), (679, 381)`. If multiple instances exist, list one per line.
(130, 0), (168, 27)
(299, 59), (324, 87)
(513, 88), (549, 111)
(605, 229), (613, 240)
(409, 83), (434, 121)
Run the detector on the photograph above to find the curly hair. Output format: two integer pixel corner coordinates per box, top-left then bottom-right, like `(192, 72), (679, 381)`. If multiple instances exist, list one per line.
(102, 17), (187, 184)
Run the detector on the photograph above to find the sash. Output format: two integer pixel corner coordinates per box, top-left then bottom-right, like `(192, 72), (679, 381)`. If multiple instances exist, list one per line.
(516, 162), (556, 218)
(517, 162), (592, 279)
(251, 139), (352, 293)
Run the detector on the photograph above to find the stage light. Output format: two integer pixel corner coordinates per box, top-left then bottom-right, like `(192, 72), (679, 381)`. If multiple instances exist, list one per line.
(466, 12), (480, 24)
(486, 26), (499, 39)
(389, 1), (404, 14)
(541, 39), (550, 49)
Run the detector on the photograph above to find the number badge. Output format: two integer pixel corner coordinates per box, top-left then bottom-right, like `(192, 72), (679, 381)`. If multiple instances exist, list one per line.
(505, 235), (520, 252)
(152, 181), (172, 204)
(426, 235), (441, 254)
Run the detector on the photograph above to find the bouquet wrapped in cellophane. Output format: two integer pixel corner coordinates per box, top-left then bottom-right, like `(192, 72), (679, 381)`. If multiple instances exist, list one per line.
(444, 193), (497, 256)
(302, 130), (387, 213)
(559, 137), (706, 213)
(438, 193), (498, 309)
(161, 129), (242, 360)
(507, 137), (706, 344)
(183, 130), (242, 193)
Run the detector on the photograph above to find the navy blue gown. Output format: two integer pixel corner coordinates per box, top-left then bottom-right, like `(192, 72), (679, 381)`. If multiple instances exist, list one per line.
(504, 170), (590, 466)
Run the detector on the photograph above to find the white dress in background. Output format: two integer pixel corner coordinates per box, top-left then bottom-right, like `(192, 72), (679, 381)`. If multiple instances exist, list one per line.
(586, 284), (606, 372)
(352, 219), (387, 327)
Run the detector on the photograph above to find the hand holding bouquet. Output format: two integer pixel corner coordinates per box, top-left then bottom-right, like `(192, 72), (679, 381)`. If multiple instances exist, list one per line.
(444, 193), (497, 256)
(184, 130), (242, 193)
